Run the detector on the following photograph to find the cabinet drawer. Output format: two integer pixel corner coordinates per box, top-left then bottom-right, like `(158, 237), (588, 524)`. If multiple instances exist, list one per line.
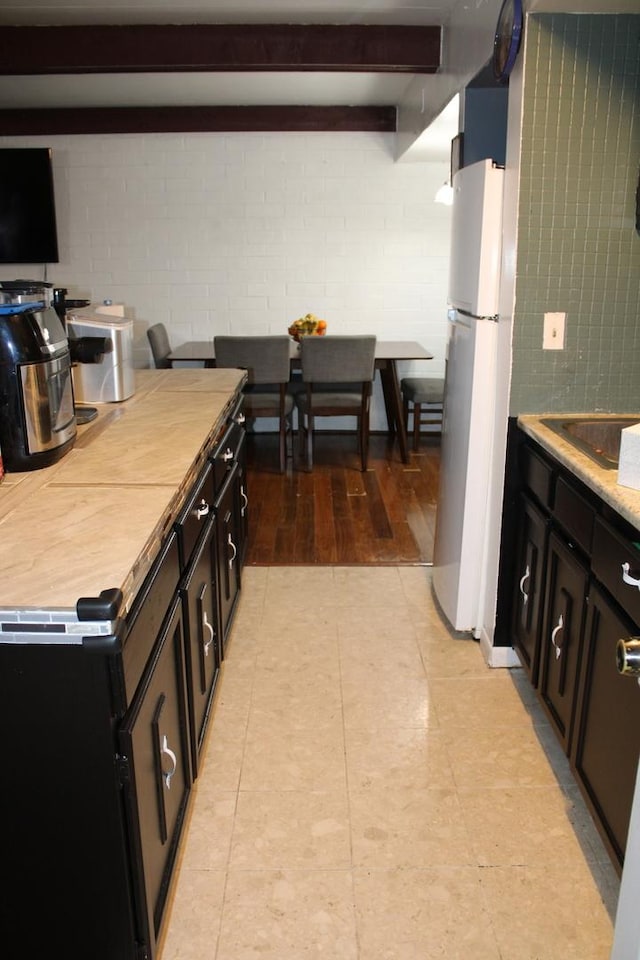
(592, 517), (640, 624)
(521, 444), (554, 509)
(175, 461), (214, 570)
(123, 532), (181, 705)
(211, 419), (244, 493)
(553, 476), (595, 555)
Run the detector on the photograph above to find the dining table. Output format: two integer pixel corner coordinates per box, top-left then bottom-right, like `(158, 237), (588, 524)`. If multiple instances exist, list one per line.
(167, 339), (433, 463)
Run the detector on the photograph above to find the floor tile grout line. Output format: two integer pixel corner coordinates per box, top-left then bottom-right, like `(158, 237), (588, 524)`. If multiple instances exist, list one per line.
(163, 563), (620, 960)
(210, 600), (263, 960)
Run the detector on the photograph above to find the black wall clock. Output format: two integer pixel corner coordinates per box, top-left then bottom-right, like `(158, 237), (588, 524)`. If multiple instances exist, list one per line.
(493, 0), (523, 82)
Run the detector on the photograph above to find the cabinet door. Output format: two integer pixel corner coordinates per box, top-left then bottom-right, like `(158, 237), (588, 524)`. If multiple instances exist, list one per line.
(181, 516), (221, 773)
(119, 597), (192, 956)
(0, 641), (139, 960)
(215, 462), (242, 654)
(572, 584), (640, 871)
(539, 531), (589, 753)
(511, 493), (549, 685)
(212, 416), (244, 492)
(236, 428), (249, 567)
(175, 461), (215, 571)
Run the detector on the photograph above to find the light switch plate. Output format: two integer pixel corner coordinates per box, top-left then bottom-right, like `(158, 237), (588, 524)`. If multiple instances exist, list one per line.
(543, 312), (566, 350)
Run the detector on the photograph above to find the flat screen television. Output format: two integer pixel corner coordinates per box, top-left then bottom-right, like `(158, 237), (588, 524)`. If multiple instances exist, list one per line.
(0, 148), (59, 264)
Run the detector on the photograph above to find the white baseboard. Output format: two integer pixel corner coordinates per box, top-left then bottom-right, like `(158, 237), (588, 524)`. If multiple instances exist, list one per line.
(478, 627), (520, 669)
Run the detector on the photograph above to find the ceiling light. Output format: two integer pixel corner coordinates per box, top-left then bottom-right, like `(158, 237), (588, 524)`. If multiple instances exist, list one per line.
(434, 182), (454, 206)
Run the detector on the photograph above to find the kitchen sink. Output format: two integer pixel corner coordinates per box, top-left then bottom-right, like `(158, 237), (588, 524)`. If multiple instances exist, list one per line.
(540, 416), (640, 469)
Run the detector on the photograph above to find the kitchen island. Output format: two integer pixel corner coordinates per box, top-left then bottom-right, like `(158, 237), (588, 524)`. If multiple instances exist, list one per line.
(0, 367), (245, 616)
(502, 413), (640, 875)
(0, 367), (247, 960)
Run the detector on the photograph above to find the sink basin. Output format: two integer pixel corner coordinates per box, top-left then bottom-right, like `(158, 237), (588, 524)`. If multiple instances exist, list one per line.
(540, 417), (640, 469)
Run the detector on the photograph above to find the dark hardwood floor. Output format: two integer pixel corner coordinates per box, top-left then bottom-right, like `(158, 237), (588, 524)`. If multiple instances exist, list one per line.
(244, 431), (440, 565)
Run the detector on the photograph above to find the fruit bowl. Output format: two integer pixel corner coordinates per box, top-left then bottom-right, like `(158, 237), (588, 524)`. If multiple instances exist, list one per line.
(288, 313), (327, 342)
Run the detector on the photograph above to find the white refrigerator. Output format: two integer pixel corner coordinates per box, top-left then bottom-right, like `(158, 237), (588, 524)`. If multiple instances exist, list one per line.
(433, 159), (505, 634)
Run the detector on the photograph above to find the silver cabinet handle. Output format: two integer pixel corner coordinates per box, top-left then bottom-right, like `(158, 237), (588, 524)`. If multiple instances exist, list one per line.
(240, 484), (248, 517)
(616, 637), (640, 684)
(551, 613), (564, 660)
(161, 734), (177, 791)
(202, 611), (214, 657)
(234, 412), (246, 425)
(622, 562), (640, 590)
(616, 637), (640, 679)
(193, 498), (210, 520)
(519, 564), (530, 605)
(227, 532), (237, 569)
(222, 448), (234, 462)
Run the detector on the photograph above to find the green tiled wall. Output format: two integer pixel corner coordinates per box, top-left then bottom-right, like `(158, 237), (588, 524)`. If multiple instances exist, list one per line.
(510, 13), (640, 414)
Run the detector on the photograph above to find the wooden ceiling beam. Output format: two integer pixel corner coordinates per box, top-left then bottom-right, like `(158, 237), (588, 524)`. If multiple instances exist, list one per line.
(0, 105), (397, 135)
(0, 24), (440, 75)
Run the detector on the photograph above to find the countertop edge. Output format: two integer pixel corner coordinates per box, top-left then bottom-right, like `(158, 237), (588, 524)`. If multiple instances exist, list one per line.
(518, 414), (640, 531)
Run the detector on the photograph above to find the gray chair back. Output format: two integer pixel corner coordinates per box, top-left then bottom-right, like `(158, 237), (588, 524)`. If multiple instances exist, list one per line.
(147, 323), (172, 368)
(300, 335), (376, 384)
(214, 336), (291, 384)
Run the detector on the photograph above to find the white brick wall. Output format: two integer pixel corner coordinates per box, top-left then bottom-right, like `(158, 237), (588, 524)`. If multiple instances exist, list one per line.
(0, 131), (451, 430)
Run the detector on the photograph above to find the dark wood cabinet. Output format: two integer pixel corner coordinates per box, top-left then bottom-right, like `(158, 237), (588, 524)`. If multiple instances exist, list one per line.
(236, 428), (249, 567)
(119, 596), (192, 950)
(0, 371), (251, 960)
(504, 426), (640, 873)
(511, 493), (549, 684)
(175, 459), (221, 773)
(210, 400), (245, 653)
(0, 400), (248, 959)
(0, 531), (191, 960)
(538, 531), (588, 753)
(215, 461), (242, 651)
(573, 584), (640, 870)
(0, 638), (140, 960)
(180, 517), (221, 772)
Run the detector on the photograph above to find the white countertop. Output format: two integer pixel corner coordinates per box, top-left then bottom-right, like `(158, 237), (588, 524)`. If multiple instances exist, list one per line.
(0, 368), (244, 613)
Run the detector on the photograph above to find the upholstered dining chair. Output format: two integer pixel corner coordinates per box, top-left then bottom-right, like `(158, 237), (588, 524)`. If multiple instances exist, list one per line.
(147, 323), (172, 369)
(214, 335), (294, 473)
(296, 335), (377, 472)
(401, 376), (445, 451)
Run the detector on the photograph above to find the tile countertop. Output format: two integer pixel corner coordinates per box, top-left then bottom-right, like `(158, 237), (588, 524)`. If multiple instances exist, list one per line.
(0, 368), (245, 613)
(518, 414), (640, 532)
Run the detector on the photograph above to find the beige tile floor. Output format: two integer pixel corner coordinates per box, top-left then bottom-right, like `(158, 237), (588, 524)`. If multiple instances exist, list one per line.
(159, 566), (620, 960)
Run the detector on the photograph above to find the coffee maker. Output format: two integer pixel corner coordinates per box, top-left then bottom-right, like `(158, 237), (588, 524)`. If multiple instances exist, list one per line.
(51, 287), (114, 424)
(0, 280), (77, 472)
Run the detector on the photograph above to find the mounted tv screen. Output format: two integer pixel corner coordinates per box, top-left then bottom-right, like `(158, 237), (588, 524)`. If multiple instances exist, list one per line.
(0, 148), (59, 264)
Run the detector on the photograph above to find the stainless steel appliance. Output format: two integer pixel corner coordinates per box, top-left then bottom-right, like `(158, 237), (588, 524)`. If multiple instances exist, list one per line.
(0, 280), (76, 471)
(52, 287), (115, 423)
(67, 308), (135, 403)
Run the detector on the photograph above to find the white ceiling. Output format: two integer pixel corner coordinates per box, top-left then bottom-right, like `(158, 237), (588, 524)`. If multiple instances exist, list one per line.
(0, 1), (460, 120)
(0, 0), (464, 158)
(0, 1), (459, 27)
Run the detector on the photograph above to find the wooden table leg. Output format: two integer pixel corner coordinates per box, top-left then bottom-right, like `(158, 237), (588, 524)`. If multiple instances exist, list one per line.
(378, 361), (409, 463)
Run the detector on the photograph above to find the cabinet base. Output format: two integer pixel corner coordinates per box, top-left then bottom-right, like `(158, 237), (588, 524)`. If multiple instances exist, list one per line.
(479, 630), (521, 668)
